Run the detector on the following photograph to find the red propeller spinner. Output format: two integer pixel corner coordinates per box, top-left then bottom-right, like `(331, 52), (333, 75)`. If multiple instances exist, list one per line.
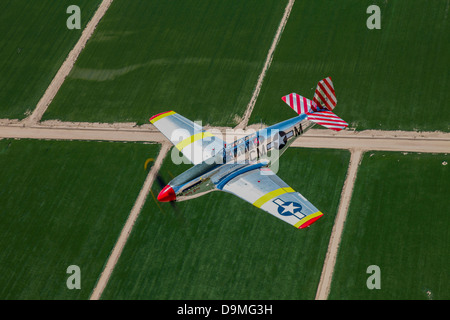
(157, 185), (176, 202)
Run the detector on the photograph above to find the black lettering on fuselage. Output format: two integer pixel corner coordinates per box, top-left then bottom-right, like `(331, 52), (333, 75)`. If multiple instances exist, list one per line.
(294, 123), (303, 137)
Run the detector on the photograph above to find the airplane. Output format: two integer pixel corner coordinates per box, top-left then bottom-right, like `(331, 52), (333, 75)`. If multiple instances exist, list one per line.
(149, 77), (348, 229)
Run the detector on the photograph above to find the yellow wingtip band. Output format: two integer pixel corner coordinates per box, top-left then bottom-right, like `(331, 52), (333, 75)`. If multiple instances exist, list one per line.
(149, 111), (176, 124)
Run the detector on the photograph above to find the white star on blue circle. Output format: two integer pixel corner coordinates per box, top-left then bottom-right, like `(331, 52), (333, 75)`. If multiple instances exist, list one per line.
(277, 201), (302, 216)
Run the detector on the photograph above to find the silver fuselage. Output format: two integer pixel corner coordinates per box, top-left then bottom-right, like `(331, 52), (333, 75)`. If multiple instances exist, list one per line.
(169, 114), (315, 201)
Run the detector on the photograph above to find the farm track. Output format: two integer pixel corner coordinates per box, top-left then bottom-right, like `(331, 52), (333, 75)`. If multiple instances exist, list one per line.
(1, 123), (449, 154)
(315, 149), (363, 300)
(236, 0), (295, 129)
(23, 0), (114, 125)
(89, 143), (171, 300)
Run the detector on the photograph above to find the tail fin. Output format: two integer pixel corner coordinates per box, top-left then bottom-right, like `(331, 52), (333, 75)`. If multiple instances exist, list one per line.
(313, 77), (337, 111)
(281, 77), (348, 131)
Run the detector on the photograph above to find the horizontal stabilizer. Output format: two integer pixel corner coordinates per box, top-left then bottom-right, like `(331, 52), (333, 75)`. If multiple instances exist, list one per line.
(281, 93), (319, 115)
(306, 111), (348, 131)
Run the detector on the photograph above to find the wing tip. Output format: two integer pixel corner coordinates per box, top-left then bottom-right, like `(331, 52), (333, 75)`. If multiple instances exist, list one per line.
(149, 110), (175, 124)
(298, 212), (324, 229)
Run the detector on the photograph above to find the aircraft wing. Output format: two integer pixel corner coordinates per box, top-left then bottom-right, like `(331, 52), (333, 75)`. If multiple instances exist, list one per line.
(149, 111), (225, 165)
(219, 165), (323, 229)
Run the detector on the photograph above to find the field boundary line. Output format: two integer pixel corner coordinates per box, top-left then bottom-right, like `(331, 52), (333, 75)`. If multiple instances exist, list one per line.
(89, 143), (171, 300)
(315, 149), (363, 300)
(235, 0), (295, 129)
(22, 0), (114, 125)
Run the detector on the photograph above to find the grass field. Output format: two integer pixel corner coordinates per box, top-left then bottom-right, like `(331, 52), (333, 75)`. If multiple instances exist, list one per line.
(248, 0), (450, 132)
(100, 148), (350, 299)
(43, 0), (287, 126)
(329, 151), (450, 299)
(0, 0), (101, 119)
(0, 139), (159, 299)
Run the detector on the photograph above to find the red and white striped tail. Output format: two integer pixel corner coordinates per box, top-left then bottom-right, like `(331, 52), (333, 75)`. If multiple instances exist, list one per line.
(281, 76), (348, 131)
(313, 77), (337, 111)
(281, 93), (319, 114)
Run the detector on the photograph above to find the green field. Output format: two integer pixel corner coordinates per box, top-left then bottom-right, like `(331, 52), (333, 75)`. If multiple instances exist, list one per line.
(43, 0), (287, 126)
(329, 151), (450, 299)
(0, 139), (159, 299)
(101, 148), (350, 299)
(0, 0), (101, 119)
(249, 0), (450, 131)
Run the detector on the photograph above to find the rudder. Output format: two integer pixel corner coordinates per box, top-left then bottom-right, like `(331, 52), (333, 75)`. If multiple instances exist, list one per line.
(313, 77), (337, 111)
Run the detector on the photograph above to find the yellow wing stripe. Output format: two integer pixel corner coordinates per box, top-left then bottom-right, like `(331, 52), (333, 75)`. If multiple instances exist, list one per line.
(253, 187), (295, 208)
(175, 131), (215, 151)
(294, 211), (323, 228)
(149, 111), (176, 124)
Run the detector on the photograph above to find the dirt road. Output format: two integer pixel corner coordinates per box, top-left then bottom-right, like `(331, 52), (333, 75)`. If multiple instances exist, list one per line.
(1, 124), (449, 153)
(89, 143), (171, 300)
(235, 0), (295, 129)
(23, 0), (114, 125)
(315, 149), (363, 300)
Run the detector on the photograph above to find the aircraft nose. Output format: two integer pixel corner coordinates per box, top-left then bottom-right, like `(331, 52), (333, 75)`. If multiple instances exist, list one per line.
(157, 185), (176, 202)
